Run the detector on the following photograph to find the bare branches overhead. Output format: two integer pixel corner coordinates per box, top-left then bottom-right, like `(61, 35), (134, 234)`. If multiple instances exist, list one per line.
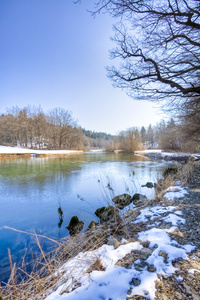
(92, 0), (200, 104)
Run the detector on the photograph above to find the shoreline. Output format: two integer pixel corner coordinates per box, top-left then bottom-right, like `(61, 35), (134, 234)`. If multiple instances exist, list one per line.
(1, 160), (200, 299)
(135, 150), (200, 162)
(44, 160), (200, 300)
(0, 145), (84, 157)
(1, 146), (200, 161)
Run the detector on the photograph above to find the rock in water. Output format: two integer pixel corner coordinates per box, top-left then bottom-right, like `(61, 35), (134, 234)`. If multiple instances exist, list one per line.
(146, 182), (154, 188)
(132, 193), (147, 201)
(163, 166), (178, 177)
(66, 216), (84, 236)
(87, 220), (97, 230)
(112, 193), (132, 209)
(95, 206), (121, 224)
(141, 182), (154, 188)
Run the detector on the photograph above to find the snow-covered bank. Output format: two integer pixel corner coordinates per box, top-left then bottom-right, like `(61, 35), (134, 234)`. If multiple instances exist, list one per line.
(135, 150), (200, 161)
(43, 183), (197, 300)
(0, 145), (83, 155)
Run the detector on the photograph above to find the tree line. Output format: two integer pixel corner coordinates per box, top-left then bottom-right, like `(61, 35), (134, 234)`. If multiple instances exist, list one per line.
(0, 106), (114, 150)
(0, 106), (199, 152)
(106, 119), (199, 153)
(0, 106), (85, 150)
(141, 119), (199, 152)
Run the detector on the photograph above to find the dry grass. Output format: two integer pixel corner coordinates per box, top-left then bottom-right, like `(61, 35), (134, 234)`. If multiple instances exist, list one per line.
(155, 160), (196, 201)
(2, 160), (198, 299)
(1, 216), (127, 300)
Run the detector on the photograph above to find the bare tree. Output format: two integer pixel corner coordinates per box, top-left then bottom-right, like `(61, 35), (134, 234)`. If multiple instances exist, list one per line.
(0, 114), (18, 145)
(66, 127), (85, 150)
(117, 127), (142, 152)
(32, 112), (48, 149)
(0, 106), (87, 150)
(92, 0), (200, 99)
(90, 0), (200, 141)
(158, 118), (182, 151)
(179, 96), (200, 142)
(48, 108), (76, 149)
(17, 109), (30, 147)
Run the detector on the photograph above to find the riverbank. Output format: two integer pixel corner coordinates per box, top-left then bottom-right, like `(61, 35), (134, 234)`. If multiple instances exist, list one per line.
(1, 145), (200, 162)
(135, 150), (200, 162)
(1, 160), (200, 299)
(0, 145), (84, 157)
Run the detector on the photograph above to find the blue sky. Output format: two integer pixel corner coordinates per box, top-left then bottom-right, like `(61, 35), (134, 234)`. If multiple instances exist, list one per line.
(0, 0), (164, 134)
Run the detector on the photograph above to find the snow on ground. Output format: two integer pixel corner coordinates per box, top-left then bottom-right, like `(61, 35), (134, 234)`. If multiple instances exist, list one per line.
(163, 186), (189, 200)
(162, 213), (185, 225)
(44, 184), (196, 300)
(0, 145), (83, 155)
(131, 205), (175, 224)
(188, 269), (200, 274)
(135, 150), (162, 154)
(45, 242), (143, 300)
(45, 231), (194, 300)
(131, 205), (185, 227)
(135, 150), (200, 161)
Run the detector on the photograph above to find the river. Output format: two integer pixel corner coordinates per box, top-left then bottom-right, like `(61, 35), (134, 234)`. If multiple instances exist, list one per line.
(0, 152), (172, 282)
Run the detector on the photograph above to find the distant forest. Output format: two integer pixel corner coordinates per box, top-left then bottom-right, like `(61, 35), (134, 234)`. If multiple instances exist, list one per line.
(0, 106), (199, 153)
(106, 119), (199, 153)
(0, 106), (114, 150)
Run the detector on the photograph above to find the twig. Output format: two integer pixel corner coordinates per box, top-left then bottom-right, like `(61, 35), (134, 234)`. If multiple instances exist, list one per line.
(8, 248), (18, 300)
(33, 229), (53, 276)
(3, 226), (60, 245)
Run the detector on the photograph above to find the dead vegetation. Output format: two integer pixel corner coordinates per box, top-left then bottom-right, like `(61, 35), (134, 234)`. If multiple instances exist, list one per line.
(1, 160), (199, 300)
(155, 159), (196, 201)
(1, 216), (129, 300)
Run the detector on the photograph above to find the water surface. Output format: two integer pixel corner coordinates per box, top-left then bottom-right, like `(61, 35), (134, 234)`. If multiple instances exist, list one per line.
(0, 152), (171, 282)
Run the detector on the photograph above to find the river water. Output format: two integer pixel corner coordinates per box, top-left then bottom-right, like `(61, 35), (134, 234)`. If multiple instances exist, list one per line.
(0, 152), (171, 282)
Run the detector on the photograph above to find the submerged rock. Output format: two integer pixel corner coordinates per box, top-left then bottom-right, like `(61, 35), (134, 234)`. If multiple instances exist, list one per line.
(66, 216), (84, 236)
(163, 166), (178, 177)
(112, 193), (132, 209)
(87, 220), (97, 230)
(132, 193), (147, 202)
(146, 182), (154, 188)
(141, 182), (154, 188)
(95, 206), (121, 224)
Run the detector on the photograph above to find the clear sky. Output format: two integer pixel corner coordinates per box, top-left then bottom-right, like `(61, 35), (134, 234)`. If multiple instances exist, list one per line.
(0, 0), (164, 135)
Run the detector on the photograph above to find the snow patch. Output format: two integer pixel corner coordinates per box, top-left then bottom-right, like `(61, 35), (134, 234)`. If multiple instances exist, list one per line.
(188, 269), (200, 274)
(132, 205), (179, 225)
(44, 184), (194, 300)
(162, 214), (185, 226)
(163, 186), (188, 200)
(0, 145), (83, 155)
(44, 227), (195, 300)
(176, 276), (183, 282)
(138, 228), (195, 276)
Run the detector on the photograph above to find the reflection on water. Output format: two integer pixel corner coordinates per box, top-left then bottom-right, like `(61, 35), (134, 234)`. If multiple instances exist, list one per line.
(0, 152), (170, 282)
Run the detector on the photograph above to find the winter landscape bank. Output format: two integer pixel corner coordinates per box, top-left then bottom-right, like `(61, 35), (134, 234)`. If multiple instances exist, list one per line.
(0, 145), (200, 161)
(1, 148), (200, 300)
(43, 161), (200, 300)
(0, 145), (84, 157)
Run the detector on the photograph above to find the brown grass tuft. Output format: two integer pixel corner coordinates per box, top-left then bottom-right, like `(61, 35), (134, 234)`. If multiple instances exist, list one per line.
(155, 160), (196, 202)
(1, 216), (127, 299)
